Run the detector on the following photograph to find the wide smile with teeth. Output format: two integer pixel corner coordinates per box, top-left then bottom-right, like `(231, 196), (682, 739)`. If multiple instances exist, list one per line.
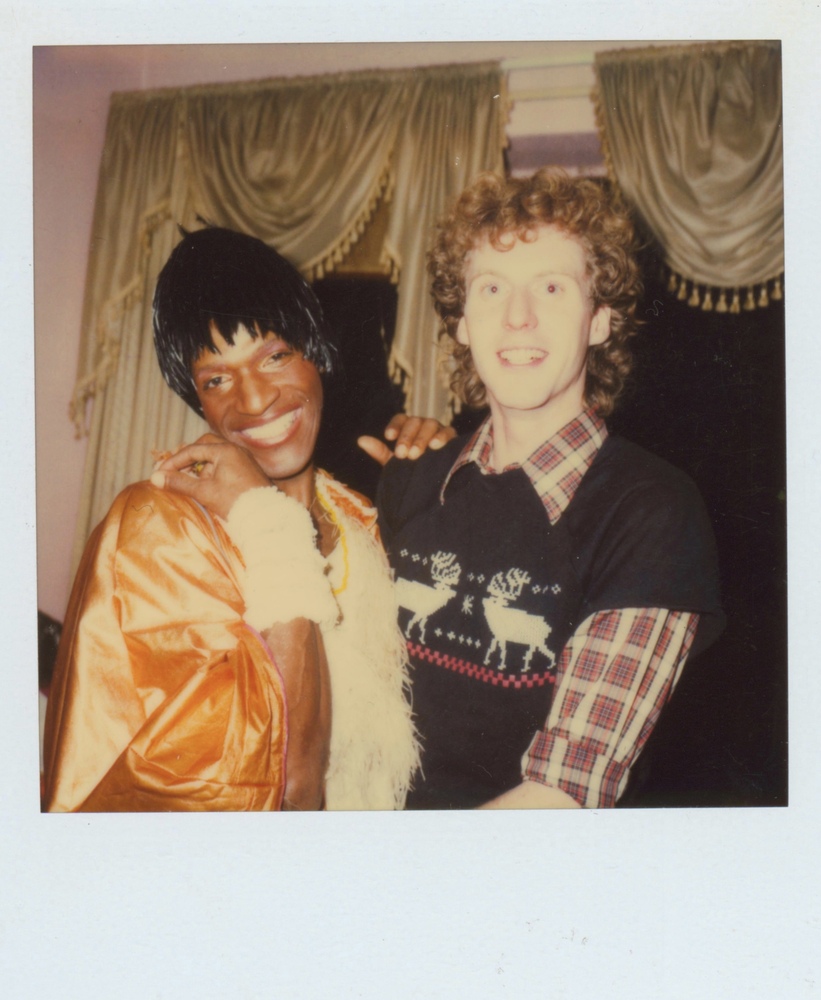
(240, 409), (299, 445)
(498, 348), (546, 366)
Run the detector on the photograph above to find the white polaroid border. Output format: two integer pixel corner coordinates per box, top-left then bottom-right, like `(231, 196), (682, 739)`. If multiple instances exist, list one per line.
(4, 4), (820, 998)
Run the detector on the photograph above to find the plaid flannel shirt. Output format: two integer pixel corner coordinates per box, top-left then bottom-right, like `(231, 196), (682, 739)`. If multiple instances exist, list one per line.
(443, 409), (699, 808)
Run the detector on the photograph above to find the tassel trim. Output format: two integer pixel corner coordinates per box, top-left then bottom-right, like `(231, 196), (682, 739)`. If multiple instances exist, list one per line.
(70, 199), (172, 438)
(301, 160), (396, 284)
(660, 265), (784, 314)
(592, 66), (620, 199)
(594, 50), (784, 320)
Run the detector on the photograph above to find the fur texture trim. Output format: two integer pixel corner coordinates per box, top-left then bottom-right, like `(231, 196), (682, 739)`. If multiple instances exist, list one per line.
(316, 473), (421, 811)
(225, 486), (338, 631)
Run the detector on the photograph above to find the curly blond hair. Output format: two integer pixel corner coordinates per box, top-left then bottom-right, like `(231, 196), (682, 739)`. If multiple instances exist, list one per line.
(428, 169), (642, 416)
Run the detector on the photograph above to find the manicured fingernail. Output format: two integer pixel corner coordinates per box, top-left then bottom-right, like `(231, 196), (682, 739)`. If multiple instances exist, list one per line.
(408, 445), (421, 459)
(395, 444), (407, 458)
(429, 438), (444, 449)
(150, 471), (165, 488)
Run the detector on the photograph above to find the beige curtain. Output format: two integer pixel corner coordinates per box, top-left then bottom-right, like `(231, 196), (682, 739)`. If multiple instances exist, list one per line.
(594, 41), (783, 310)
(69, 63), (507, 565)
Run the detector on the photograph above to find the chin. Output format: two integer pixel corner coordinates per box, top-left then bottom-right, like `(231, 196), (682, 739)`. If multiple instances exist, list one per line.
(491, 389), (556, 412)
(263, 458), (313, 483)
(252, 441), (315, 483)
(261, 459), (313, 485)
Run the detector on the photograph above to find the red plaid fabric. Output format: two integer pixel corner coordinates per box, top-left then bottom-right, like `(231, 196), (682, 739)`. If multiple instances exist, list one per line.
(441, 409), (701, 806)
(441, 408), (607, 525)
(523, 609), (699, 807)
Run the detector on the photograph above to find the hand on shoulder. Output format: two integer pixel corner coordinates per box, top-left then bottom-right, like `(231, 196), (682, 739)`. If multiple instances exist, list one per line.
(357, 413), (456, 466)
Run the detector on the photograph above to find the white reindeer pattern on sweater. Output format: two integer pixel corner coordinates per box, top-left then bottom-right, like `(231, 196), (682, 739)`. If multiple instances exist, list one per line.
(396, 549), (557, 674)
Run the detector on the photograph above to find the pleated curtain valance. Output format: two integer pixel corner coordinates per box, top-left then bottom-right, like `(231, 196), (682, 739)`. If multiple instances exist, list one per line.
(594, 41), (783, 312)
(68, 62), (507, 566)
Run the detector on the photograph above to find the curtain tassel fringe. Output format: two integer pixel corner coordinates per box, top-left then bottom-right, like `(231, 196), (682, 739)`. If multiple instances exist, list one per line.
(663, 266), (783, 313)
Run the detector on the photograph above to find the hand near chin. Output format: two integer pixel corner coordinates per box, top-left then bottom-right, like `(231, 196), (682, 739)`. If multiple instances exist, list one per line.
(150, 433), (270, 520)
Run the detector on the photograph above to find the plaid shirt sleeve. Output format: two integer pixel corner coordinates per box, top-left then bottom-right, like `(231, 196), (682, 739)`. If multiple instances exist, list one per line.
(522, 608), (699, 808)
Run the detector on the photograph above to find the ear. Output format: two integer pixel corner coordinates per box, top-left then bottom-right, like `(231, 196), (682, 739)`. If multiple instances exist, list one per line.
(589, 305), (611, 347)
(456, 316), (470, 347)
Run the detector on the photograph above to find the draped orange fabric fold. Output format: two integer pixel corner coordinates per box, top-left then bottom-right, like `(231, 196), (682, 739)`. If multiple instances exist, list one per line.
(43, 482), (287, 812)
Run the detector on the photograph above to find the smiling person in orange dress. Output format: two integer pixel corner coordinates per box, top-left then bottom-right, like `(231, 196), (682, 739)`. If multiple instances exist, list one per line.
(43, 226), (421, 812)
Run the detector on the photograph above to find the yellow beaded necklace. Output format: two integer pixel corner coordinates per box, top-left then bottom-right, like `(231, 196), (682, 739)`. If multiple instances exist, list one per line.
(314, 483), (350, 596)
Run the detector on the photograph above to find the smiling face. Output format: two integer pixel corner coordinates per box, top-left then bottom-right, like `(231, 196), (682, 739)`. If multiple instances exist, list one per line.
(192, 323), (323, 494)
(457, 225), (611, 441)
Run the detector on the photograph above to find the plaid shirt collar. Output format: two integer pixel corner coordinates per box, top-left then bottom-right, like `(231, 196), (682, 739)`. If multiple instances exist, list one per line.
(440, 408), (608, 525)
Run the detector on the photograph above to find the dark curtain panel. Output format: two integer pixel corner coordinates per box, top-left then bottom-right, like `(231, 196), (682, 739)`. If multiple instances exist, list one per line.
(312, 276), (405, 504)
(614, 250), (787, 807)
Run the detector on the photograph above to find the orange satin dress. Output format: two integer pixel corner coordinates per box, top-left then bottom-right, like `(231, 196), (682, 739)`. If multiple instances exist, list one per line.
(43, 481), (290, 812)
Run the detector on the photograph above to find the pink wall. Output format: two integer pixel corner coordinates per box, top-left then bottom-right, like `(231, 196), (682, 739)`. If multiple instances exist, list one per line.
(33, 41), (604, 620)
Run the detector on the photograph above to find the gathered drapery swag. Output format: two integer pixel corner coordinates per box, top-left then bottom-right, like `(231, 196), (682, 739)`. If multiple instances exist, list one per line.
(594, 41), (783, 311)
(69, 63), (507, 567)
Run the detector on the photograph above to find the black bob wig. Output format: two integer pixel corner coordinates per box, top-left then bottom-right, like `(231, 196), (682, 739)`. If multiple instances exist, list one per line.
(153, 226), (339, 416)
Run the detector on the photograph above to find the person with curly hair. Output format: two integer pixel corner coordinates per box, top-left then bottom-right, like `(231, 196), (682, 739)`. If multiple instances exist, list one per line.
(375, 169), (724, 810)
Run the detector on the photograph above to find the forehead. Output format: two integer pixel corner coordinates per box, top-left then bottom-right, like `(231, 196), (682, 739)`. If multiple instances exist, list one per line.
(466, 225), (589, 282)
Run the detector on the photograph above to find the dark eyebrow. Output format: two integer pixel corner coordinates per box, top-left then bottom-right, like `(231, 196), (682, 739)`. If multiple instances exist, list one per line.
(193, 335), (292, 377)
(193, 358), (227, 377)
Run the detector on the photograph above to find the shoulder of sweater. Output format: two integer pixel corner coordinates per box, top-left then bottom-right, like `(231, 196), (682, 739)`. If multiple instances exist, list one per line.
(574, 435), (710, 540)
(380, 434), (467, 489)
(592, 434), (700, 498)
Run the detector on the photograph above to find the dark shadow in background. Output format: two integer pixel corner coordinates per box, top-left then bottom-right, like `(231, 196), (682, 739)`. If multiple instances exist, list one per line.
(312, 276), (405, 504)
(612, 249), (787, 807)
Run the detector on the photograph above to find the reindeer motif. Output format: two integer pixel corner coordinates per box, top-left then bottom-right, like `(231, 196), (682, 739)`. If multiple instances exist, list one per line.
(396, 551), (462, 643)
(483, 569), (556, 673)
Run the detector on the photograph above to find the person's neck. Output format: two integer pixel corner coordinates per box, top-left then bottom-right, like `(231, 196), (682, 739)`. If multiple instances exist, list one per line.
(489, 403), (585, 470)
(271, 465), (316, 509)
(273, 466), (338, 557)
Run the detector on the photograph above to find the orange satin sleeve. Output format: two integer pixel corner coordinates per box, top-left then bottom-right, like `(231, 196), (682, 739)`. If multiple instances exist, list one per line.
(43, 482), (287, 812)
